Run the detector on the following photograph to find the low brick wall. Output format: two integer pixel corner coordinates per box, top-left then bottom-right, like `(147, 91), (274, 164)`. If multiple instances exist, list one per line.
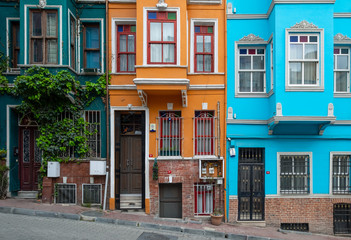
(149, 159), (224, 218)
(228, 197), (351, 235)
(42, 161), (106, 206)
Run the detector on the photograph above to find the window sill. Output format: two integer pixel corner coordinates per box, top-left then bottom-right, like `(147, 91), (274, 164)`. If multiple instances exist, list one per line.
(235, 92), (269, 98)
(135, 65), (187, 68)
(285, 86), (324, 92)
(334, 93), (351, 98)
(156, 156), (183, 160)
(188, 72), (225, 75)
(187, 0), (222, 4)
(110, 72), (136, 75)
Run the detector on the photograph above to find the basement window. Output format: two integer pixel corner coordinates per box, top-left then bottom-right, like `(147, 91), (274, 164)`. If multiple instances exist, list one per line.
(55, 184), (76, 204)
(281, 223), (309, 232)
(82, 184), (102, 205)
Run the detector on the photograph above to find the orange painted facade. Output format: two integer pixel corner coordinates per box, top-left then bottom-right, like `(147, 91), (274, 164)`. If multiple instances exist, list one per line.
(108, 0), (226, 218)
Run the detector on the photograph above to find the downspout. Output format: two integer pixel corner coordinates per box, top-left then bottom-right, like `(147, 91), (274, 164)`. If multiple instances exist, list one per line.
(105, 0), (110, 210)
(224, 1), (228, 223)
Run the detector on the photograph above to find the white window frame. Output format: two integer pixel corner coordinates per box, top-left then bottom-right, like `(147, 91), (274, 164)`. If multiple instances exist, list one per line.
(285, 28), (324, 91)
(334, 47), (350, 93)
(143, 7), (180, 66)
(270, 40), (274, 93)
(277, 152), (313, 196)
(6, 17), (20, 72)
(68, 9), (77, 72)
(190, 18), (218, 73)
(330, 152), (351, 195)
(237, 46), (266, 94)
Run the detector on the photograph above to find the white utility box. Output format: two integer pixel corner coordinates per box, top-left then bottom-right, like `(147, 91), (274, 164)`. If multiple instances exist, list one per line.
(90, 161), (106, 175)
(47, 162), (60, 177)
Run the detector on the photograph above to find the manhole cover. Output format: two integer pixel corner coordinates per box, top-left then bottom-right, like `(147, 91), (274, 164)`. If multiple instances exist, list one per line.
(137, 232), (178, 240)
(80, 211), (103, 217)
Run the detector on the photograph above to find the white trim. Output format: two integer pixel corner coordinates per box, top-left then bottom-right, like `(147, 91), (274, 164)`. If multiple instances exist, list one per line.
(6, 17), (20, 72)
(277, 152), (313, 197)
(79, 18), (105, 73)
(265, 194), (351, 199)
(68, 9), (77, 71)
(270, 40), (274, 91)
(189, 84), (225, 90)
(143, 7), (181, 66)
(109, 0), (136, 2)
(333, 47), (350, 93)
(190, 18), (218, 73)
(329, 152), (351, 195)
(108, 85), (137, 90)
(334, 13), (351, 18)
(110, 106), (150, 200)
(133, 78), (189, 85)
(188, 0), (222, 4)
(24, 5), (63, 65)
(111, 18), (137, 73)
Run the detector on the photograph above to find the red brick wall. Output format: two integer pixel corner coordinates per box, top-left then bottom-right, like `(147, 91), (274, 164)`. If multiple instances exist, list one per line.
(149, 159), (224, 218)
(42, 162), (106, 206)
(228, 197), (351, 235)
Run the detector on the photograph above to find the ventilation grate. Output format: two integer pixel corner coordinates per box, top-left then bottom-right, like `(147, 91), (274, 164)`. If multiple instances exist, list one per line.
(281, 223), (309, 232)
(55, 184), (76, 204)
(82, 184), (102, 205)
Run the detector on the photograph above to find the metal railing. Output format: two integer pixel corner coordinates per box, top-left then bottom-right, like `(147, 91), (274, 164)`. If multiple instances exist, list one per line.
(194, 183), (215, 216)
(194, 111), (217, 156)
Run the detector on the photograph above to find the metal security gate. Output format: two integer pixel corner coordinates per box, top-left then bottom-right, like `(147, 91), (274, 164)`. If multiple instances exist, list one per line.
(238, 148), (265, 221)
(334, 203), (351, 234)
(159, 183), (182, 218)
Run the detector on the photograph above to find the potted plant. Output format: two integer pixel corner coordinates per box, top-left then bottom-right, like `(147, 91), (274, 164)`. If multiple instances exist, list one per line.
(211, 208), (223, 226)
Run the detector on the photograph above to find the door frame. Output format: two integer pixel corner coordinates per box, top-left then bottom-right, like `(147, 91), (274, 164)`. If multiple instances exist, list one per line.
(110, 107), (149, 208)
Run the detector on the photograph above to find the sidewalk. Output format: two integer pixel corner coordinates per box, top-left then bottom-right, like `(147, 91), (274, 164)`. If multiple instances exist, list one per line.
(0, 198), (346, 240)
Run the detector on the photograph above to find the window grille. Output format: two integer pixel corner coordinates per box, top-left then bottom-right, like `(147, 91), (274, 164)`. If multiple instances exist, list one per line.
(55, 184), (76, 204)
(281, 223), (309, 232)
(158, 111), (182, 157)
(333, 155), (351, 194)
(280, 155), (310, 194)
(194, 183), (215, 216)
(82, 184), (102, 205)
(57, 112), (75, 158)
(85, 111), (101, 158)
(194, 111), (216, 156)
(334, 203), (351, 234)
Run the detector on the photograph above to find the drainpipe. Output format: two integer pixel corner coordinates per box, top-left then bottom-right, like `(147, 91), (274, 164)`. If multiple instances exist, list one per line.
(105, 0), (110, 210)
(224, 1), (228, 223)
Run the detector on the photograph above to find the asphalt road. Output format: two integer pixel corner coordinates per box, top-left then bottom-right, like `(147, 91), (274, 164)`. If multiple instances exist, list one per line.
(0, 213), (225, 240)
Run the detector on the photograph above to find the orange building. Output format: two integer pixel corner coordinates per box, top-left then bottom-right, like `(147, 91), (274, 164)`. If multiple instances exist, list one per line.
(108, 0), (226, 218)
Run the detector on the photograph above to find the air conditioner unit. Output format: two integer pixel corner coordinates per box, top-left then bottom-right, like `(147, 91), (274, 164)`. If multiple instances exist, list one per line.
(47, 162), (60, 178)
(90, 161), (106, 175)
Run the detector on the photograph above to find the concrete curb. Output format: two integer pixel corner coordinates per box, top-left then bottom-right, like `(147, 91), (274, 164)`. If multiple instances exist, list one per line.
(0, 207), (274, 240)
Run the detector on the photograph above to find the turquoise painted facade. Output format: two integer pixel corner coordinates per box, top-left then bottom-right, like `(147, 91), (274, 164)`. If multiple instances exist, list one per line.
(0, 0), (106, 196)
(226, 0), (351, 232)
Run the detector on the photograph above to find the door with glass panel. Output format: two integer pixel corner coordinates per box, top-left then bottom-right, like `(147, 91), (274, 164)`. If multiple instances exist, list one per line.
(238, 148), (265, 221)
(19, 127), (41, 191)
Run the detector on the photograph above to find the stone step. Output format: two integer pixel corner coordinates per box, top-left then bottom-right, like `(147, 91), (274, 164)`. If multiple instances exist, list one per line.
(16, 191), (38, 199)
(120, 202), (142, 209)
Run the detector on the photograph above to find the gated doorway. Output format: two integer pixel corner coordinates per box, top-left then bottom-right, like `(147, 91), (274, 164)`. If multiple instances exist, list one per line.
(19, 127), (41, 191)
(238, 148), (265, 221)
(115, 111), (145, 209)
(334, 203), (351, 234)
(159, 183), (182, 218)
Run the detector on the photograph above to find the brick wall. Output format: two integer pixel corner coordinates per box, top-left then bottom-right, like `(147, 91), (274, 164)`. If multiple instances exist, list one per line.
(42, 161), (106, 206)
(149, 159), (224, 218)
(228, 197), (351, 235)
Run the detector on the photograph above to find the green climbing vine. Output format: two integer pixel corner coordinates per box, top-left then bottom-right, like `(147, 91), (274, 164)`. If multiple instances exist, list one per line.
(0, 64), (109, 195)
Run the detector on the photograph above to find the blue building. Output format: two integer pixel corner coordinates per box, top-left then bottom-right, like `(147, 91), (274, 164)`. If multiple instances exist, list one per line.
(0, 0), (107, 205)
(226, 0), (351, 235)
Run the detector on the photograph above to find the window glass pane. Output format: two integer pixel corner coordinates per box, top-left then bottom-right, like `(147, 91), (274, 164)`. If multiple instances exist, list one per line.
(196, 55), (203, 72)
(204, 36), (211, 53)
(341, 49), (349, 54)
(240, 49), (247, 55)
(290, 44), (303, 59)
(305, 44), (317, 59)
(47, 39), (57, 63)
(196, 36), (203, 53)
(70, 19), (75, 43)
(131, 26), (136, 33)
(309, 36), (318, 42)
(150, 44), (162, 62)
(337, 55), (348, 70)
(257, 49), (264, 55)
(304, 62), (317, 84)
(289, 62), (302, 84)
(46, 12), (57, 37)
(163, 44), (174, 63)
(253, 56), (264, 70)
(128, 35), (134, 52)
(119, 54), (127, 71)
(204, 55), (211, 72)
(252, 72), (264, 92)
(118, 25), (124, 32)
(281, 156), (292, 174)
(168, 12), (176, 20)
(33, 39), (43, 62)
(86, 26), (99, 49)
(294, 156), (306, 174)
(119, 35), (126, 52)
(290, 36), (298, 42)
(240, 56), (251, 69)
(86, 51), (100, 68)
(334, 48), (340, 54)
(150, 23), (161, 41)
(128, 54), (135, 72)
(239, 72), (251, 92)
(163, 23), (174, 42)
(32, 12), (42, 36)
(148, 12), (157, 20)
(336, 72), (348, 92)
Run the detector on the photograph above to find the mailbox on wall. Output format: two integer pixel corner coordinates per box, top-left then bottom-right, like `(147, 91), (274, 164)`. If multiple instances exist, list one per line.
(199, 159), (224, 179)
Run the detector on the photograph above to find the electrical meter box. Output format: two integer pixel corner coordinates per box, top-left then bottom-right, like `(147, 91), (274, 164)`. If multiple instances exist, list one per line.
(90, 161), (106, 175)
(47, 162), (60, 178)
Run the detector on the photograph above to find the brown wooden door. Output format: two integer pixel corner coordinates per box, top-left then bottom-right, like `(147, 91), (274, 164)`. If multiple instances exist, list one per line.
(19, 128), (41, 191)
(160, 183), (182, 218)
(120, 135), (142, 194)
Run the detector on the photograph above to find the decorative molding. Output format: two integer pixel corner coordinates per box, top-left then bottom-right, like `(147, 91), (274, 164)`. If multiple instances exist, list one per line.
(39, 0), (47, 8)
(334, 13), (351, 18)
(108, 85), (137, 90)
(156, 0), (167, 9)
(238, 34), (265, 42)
(334, 33), (351, 42)
(137, 90), (147, 107)
(181, 90), (187, 107)
(290, 20), (318, 29)
(188, 84), (225, 90)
